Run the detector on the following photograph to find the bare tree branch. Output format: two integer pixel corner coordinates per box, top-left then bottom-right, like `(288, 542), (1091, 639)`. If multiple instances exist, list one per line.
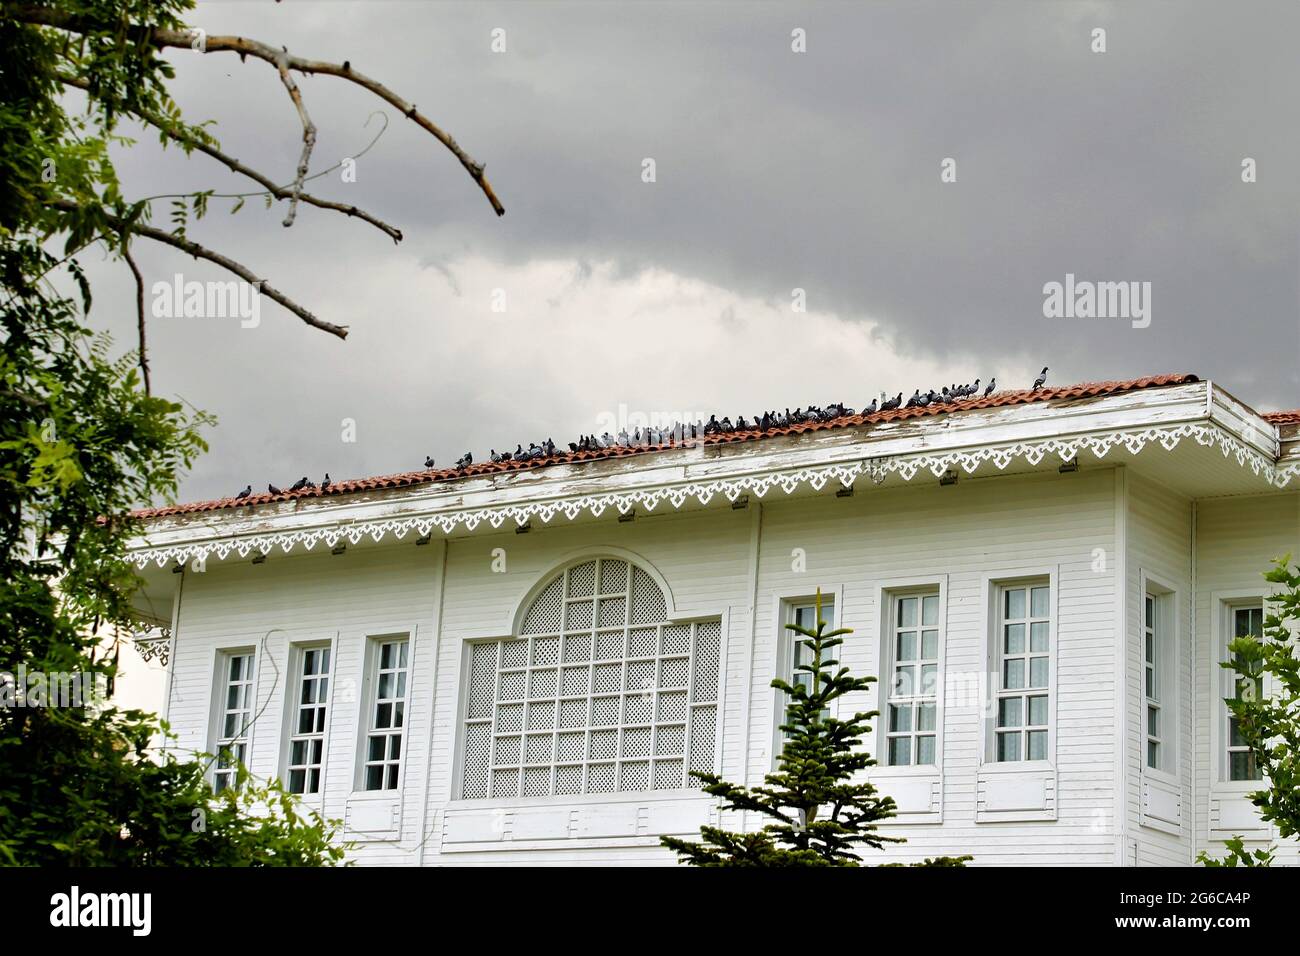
(47, 200), (349, 340)
(56, 75), (403, 243)
(121, 240), (151, 394)
(10, 4), (506, 216)
(274, 48), (316, 229)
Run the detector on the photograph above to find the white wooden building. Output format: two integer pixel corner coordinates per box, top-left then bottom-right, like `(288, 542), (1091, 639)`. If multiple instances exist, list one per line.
(125, 374), (1300, 865)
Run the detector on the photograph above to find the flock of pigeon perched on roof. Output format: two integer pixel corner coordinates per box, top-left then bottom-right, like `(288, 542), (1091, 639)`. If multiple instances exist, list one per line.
(232, 366), (1049, 501)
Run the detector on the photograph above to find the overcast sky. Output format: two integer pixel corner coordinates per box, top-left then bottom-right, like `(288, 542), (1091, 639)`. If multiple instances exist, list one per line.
(68, 1), (1300, 503)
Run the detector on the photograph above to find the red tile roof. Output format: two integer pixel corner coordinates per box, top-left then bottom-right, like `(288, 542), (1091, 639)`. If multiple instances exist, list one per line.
(1263, 410), (1300, 425)
(131, 373), (1201, 520)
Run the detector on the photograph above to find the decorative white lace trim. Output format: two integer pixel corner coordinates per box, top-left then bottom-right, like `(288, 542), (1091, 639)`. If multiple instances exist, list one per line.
(128, 422), (1287, 569)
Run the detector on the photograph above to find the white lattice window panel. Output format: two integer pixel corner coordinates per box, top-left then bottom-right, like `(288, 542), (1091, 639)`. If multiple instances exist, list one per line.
(461, 558), (721, 799)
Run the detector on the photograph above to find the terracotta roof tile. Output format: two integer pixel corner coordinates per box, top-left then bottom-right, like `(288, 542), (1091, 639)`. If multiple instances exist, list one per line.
(1263, 410), (1300, 425)
(131, 373), (1201, 520)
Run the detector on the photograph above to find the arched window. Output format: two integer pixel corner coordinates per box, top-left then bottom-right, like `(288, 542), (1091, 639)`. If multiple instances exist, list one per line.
(460, 556), (721, 799)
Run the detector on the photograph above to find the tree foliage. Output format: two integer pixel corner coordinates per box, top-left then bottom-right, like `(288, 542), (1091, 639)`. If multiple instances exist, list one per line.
(662, 592), (971, 866)
(0, 0), (354, 865)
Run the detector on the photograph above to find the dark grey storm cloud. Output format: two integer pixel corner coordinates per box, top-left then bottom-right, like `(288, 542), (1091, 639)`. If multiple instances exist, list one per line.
(71, 1), (1300, 502)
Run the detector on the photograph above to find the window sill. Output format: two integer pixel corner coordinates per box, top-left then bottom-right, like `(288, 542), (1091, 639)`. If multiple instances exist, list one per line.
(446, 788), (708, 810)
(975, 763), (1057, 822)
(1139, 773), (1182, 835)
(869, 767), (942, 824)
(1207, 787), (1268, 838)
(441, 792), (715, 849)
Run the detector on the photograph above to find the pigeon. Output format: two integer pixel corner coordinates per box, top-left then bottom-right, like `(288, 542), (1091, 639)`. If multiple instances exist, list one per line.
(864, 398), (877, 415)
(984, 377), (996, 397)
(905, 389), (921, 408)
(1032, 366), (1048, 390)
(455, 451), (473, 469)
(235, 484), (252, 500)
(268, 483), (283, 495)
(321, 474), (331, 491)
(290, 477), (308, 491)
(424, 456), (436, 469)
(968, 378), (980, 397)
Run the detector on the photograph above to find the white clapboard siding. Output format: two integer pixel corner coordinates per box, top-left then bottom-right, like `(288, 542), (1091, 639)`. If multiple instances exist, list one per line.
(1124, 473), (1194, 865)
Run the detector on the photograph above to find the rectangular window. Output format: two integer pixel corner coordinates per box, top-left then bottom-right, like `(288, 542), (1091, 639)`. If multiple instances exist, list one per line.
(286, 645), (331, 795)
(994, 582), (1050, 762)
(885, 592), (940, 766)
(1144, 595), (1160, 770)
(363, 638), (409, 791)
(1226, 605), (1263, 782)
(213, 650), (255, 793)
(781, 600), (834, 736)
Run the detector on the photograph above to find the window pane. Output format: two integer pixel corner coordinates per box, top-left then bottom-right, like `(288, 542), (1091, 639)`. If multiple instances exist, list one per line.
(289, 769), (306, 794)
(921, 629), (938, 659)
(1229, 717), (1246, 747)
(997, 698), (1022, 728)
(917, 701), (936, 732)
(922, 595), (938, 626)
(1230, 751), (1261, 781)
(894, 665), (915, 697)
(1029, 656), (1048, 688)
(1004, 623), (1024, 654)
(1005, 588), (1025, 619)
(896, 631), (917, 662)
(1145, 668), (1155, 699)
(1144, 632), (1154, 664)
(889, 704), (912, 733)
(1145, 596), (1154, 628)
(1030, 621), (1049, 652)
(996, 732), (1021, 762)
(888, 737), (911, 766)
(1234, 608), (1260, 638)
(1028, 695), (1048, 726)
(1147, 741), (1159, 769)
(1003, 659), (1024, 690)
(1027, 730), (1048, 760)
(380, 642), (394, 669)
(899, 597), (918, 627)
(365, 764), (384, 790)
(916, 735), (936, 765)
(368, 735), (385, 761)
(375, 701), (392, 728)
(1030, 586), (1049, 617)
(920, 663), (937, 695)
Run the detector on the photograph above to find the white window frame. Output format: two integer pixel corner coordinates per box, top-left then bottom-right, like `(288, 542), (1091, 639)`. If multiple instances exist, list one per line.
(881, 585), (944, 770)
(983, 570), (1057, 767)
(1214, 597), (1266, 786)
(770, 584), (845, 769)
(209, 647), (256, 793)
(282, 641), (334, 798)
(1138, 571), (1178, 781)
(357, 634), (411, 792)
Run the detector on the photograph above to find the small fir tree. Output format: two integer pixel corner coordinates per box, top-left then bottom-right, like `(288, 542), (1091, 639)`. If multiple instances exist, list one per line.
(662, 591), (969, 866)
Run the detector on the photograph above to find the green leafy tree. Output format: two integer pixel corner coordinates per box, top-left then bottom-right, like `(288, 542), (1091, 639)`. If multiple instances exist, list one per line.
(1, 0), (500, 864)
(1199, 555), (1300, 866)
(662, 592), (971, 866)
